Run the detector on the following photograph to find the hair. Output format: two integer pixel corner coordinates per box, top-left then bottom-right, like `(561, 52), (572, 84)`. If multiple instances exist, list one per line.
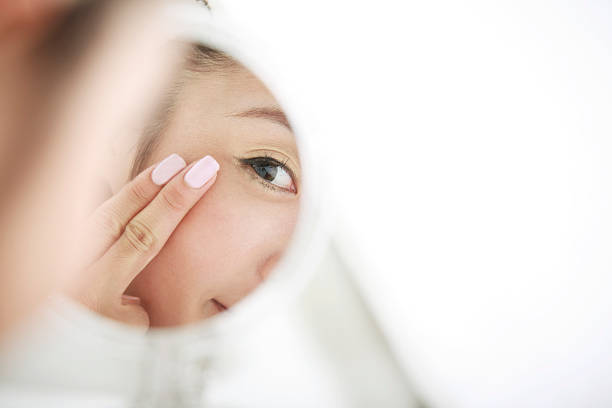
(129, 44), (239, 179)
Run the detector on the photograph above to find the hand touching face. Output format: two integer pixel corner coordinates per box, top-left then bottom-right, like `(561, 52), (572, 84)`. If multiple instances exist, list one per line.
(125, 66), (301, 326)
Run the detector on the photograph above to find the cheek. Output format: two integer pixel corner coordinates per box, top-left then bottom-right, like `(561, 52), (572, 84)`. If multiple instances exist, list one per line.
(139, 178), (299, 301)
(175, 182), (299, 286)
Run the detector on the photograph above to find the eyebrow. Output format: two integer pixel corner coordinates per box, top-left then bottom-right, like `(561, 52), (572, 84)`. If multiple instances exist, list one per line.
(230, 107), (292, 131)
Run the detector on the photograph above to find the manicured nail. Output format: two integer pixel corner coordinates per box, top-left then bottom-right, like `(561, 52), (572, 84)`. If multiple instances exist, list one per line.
(184, 155), (220, 188)
(151, 153), (187, 185)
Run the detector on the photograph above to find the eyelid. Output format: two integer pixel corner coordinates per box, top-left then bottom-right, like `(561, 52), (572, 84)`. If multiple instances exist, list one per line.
(242, 148), (300, 179)
(236, 155), (298, 194)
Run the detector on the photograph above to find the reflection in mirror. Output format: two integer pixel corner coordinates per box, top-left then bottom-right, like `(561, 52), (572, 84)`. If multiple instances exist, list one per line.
(74, 43), (300, 328)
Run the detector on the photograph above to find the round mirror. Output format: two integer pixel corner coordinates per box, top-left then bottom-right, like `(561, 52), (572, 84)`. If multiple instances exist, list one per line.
(0, 3), (328, 406)
(61, 1), (326, 333)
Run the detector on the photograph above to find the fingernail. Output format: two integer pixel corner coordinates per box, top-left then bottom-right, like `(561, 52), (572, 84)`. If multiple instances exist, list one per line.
(184, 155), (220, 188)
(151, 153), (187, 185)
(121, 295), (141, 305)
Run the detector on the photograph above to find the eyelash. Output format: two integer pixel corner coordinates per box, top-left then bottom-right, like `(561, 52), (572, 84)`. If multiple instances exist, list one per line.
(237, 155), (297, 194)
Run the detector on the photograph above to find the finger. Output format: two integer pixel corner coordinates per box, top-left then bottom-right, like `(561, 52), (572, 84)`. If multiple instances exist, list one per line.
(95, 155), (220, 292)
(79, 153), (186, 267)
(0, 0), (77, 33)
(114, 301), (149, 328)
(0, 0), (180, 335)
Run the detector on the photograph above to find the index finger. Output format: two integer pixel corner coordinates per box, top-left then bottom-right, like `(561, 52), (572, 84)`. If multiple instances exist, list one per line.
(95, 155), (220, 292)
(78, 153), (187, 268)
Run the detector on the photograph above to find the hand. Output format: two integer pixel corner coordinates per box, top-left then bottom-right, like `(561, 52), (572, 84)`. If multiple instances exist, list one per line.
(0, 0), (180, 336)
(71, 154), (220, 327)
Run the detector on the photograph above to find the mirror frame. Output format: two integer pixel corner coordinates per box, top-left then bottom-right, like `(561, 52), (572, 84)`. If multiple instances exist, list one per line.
(54, 0), (331, 353)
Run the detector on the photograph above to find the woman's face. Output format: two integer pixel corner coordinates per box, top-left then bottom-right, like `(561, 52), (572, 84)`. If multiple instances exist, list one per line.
(126, 64), (300, 327)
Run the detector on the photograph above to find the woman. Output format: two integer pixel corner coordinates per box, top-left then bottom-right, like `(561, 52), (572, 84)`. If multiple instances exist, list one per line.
(73, 45), (301, 327)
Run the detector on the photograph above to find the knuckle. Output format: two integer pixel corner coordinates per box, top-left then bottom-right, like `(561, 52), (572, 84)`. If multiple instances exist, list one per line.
(97, 209), (124, 242)
(128, 181), (151, 204)
(160, 184), (188, 212)
(123, 219), (157, 254)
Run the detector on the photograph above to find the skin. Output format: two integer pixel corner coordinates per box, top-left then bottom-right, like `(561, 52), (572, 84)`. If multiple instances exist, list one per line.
(124, 64), (301, 327)
(0, 0), (177, 335)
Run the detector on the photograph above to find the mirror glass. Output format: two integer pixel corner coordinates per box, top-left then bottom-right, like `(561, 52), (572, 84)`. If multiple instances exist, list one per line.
(74, 39), (302, 328)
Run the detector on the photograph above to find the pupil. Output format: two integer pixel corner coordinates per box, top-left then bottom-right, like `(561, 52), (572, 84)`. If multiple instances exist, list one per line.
(254, 165), (277, 181)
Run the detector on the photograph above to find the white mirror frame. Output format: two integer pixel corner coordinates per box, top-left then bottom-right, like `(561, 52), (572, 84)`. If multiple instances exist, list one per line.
(51, 0), (332, 370)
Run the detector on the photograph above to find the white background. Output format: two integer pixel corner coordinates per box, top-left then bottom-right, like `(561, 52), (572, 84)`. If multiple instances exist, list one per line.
(1, 1), (610, 407)
(218, 1), (612, 407)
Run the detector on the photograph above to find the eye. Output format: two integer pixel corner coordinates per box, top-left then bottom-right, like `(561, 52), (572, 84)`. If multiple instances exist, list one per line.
(239, 156), (297, 193)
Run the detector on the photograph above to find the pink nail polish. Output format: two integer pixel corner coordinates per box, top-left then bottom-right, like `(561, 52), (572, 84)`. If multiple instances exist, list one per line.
(184, 156), (220, 188)
(151, 153), (187, 185)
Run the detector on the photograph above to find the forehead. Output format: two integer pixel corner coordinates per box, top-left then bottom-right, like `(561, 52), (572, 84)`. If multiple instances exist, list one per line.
(178, 66), (279, 116)
(156, 65), (299, 163)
